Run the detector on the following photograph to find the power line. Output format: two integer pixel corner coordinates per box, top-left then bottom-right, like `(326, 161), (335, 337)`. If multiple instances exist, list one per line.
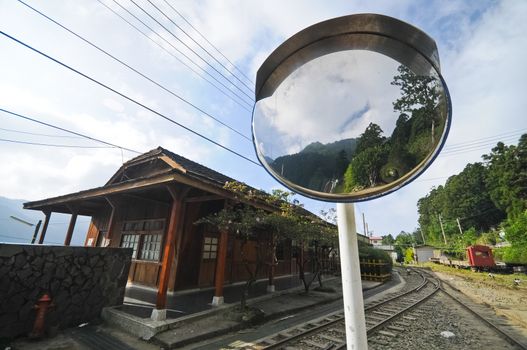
(443, 129), (527, 149)
(0, 30), (262, 167)
(0, 126), (81, 138)
(18, 0), (251, 141)
(95, 0), (253, 111)
(442, 133), (524, 153)
(0, 107), (141, 154)
(146, 0), (254, 91)
(127, 0), (254, 101)
(162, 0), (254, 84)
(0, 138), (116, 149)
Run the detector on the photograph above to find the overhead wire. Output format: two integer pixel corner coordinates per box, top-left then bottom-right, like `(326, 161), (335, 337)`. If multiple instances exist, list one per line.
(162, 0), (254, 84)
(0, 31), (262, 167)
(127, 0), (254, 101)
(443, 129), (527, 149)
(0, 138), (115, 149)
(0, 107), (141, 154)
(95, 0), (253, 111)
(441, 133), (524, 153)
(145, 0), (254, 91)
(18, 0), (252, 141)
(0, 126), (81, 138)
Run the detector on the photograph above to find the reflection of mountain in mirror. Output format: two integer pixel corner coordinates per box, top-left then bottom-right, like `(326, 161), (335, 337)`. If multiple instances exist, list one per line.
(253, 50), (448, 197)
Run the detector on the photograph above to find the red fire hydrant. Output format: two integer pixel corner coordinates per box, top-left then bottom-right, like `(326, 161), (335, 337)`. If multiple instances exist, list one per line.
(30, 293), (54, 338)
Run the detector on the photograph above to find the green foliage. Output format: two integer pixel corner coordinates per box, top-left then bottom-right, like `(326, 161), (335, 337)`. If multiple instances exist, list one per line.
(416, 134), (527, 256)
(404, 247), (414, 264)
(358, 244), (392, 265)
(417, 162), (506, 246)
(483, 135), (527, 218)
(382, 234), (395, 245)
(346, 144), (388, 188)
(500, 210), (527, 264)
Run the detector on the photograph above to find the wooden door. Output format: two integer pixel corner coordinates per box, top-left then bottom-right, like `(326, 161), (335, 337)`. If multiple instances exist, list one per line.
(198, 235), (218, 287)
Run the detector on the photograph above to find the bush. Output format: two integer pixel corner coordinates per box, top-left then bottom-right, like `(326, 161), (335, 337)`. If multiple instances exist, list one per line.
(358, 244), (392, 266)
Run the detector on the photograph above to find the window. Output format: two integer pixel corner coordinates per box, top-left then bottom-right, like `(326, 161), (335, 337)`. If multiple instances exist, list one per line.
(121, 234), (140, 259)
(120, 219), (165, 262)
(202, 237), (218, 260)
(140, 234), (162, 261)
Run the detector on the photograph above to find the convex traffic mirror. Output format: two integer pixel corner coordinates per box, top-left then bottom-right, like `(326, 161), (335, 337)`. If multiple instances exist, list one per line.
(252, 14), (451, 202)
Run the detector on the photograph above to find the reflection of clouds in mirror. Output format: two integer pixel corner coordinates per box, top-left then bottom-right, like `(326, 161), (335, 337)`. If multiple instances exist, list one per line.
(255, 50), (401, 158)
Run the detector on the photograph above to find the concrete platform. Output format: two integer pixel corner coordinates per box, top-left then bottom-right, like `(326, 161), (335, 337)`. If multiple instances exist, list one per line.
(102, 275), (385, 345)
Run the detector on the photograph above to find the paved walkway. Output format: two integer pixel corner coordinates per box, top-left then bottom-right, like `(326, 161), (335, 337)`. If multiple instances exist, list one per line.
(122, 274), (337, 319)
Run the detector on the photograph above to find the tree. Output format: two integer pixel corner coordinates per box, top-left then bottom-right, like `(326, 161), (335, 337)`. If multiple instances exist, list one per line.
(483, 135), (527, 218)
(442, 163), (505, 232)
(404, 247), (414, 264)
(355, 123), (386, 154)
(382, 234), (395, 245)
(391, 65), (443, 162)
(345, 144), (388, 188)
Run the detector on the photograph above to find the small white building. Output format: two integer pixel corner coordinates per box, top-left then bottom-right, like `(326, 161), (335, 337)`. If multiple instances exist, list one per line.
(370, 236), (383, 246)
(374, 245), (398, 263)
(413, 245), (435, 263)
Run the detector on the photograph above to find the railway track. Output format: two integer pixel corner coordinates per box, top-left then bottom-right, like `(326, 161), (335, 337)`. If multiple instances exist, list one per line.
(421, 269), (527, 350)
(248, 268), (438, 349)
(242, 268), (527, 350)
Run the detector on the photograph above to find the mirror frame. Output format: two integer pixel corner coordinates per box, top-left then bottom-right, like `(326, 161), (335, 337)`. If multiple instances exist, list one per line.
(252, 13), (452, 202)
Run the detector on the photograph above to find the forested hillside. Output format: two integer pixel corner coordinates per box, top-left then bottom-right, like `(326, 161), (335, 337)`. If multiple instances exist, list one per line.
(417, 134), (527, 263)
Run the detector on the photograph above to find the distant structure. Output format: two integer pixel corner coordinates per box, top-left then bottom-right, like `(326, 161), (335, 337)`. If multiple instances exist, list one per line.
(413, 245), (435, 263)
(369, 236), (383, 246)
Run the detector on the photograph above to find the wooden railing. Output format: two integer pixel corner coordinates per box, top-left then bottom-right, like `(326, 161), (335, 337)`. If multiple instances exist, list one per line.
(360, 259), (392, 282)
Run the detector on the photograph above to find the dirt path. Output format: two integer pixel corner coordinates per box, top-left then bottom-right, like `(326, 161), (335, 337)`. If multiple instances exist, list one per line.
(434, 271), (527, 330)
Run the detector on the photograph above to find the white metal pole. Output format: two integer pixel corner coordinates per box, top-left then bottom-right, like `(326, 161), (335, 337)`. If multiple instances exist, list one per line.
(337, 203), (368, 350)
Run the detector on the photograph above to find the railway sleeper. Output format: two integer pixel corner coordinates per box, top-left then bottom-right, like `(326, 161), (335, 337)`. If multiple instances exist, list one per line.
(372, 311), (394, 317)
(319, 334), (344, 344)
(301, 339), (329, 349)
(368, 337), (389, 346)
(387, 325), (405, 332)
(377, 330), (397, 337)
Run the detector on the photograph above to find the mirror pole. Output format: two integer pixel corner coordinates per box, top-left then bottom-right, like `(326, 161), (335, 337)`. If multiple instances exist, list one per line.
(337, 203), (368, 349)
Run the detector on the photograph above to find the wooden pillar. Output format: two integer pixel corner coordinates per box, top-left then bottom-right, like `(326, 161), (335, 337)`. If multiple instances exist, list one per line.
(38, 211), (51, 244)
(152, 184), (187, 321)
(212, 229), (229, 306)
(64, 212), (78, 246)
(105, 197), (118, 245)
(267, 234), (276, 293)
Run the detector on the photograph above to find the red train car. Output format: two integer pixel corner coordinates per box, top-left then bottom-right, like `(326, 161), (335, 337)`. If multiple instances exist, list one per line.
(466, 245), (495, 270)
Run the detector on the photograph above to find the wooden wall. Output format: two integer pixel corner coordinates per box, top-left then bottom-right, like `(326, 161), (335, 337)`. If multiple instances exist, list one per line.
(83, 193), (309, 292)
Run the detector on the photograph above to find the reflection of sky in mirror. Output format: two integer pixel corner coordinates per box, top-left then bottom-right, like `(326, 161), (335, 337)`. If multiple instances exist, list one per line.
(254, 50), (402, 160)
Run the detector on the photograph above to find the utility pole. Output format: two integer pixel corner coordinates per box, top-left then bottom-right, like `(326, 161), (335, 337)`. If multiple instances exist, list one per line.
(456, 218), (463, 235)
(420, 228), (426, 245)
(362, 213), (367, 237)
(438, 214), (447, 245)
(366, 223), (370, 237)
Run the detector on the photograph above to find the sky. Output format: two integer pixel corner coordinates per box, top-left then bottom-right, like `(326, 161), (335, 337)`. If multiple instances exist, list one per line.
(254, 50), (403, 158)
(1, 0), (526, 240)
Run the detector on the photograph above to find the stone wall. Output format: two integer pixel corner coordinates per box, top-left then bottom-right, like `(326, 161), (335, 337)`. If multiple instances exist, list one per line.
(0, 244), (132, 339)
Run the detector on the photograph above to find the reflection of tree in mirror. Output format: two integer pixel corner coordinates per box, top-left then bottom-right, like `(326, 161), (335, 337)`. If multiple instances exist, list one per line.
(344, 65), (445, 192)
(269, 65), (446, 194)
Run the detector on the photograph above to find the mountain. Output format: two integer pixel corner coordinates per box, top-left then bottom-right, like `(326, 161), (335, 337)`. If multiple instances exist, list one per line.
(301, 138), (357, 159)
(0, 196), (88, 246)
(270, 138), (356, 192)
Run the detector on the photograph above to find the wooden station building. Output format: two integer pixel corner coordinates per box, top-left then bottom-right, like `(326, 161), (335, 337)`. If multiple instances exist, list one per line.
(24, 147), (308, 320)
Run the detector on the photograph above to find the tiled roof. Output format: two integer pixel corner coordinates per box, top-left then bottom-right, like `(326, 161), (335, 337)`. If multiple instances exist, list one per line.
(124, 147), (236, 185)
